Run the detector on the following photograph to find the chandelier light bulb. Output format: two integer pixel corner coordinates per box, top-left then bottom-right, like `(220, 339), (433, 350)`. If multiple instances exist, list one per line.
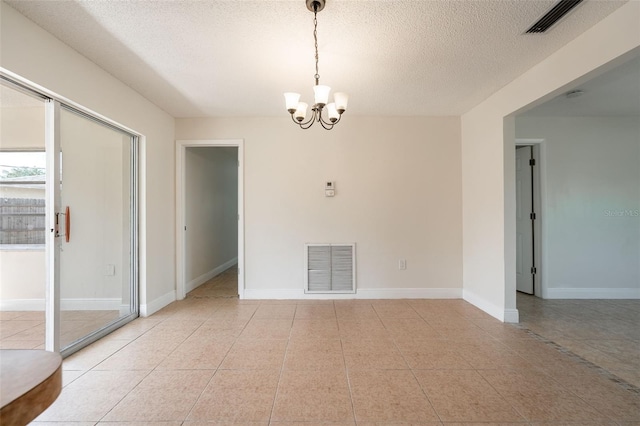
(294, 102), (308, 121)
(327, 103), (339, 122)
(284, 92), (301, 113)
(334, 92), (348, 113)
(313, 85), (331, 106)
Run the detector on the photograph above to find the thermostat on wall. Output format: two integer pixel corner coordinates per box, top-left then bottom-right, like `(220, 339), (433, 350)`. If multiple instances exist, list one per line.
(325, 181), (335, 197)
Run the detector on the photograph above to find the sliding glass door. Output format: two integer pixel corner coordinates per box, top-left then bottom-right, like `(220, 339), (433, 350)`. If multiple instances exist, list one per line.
(2, 75), (138, 357)
(52, 105), (138, 354)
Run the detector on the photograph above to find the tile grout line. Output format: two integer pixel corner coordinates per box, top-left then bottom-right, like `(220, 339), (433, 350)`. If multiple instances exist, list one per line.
(94, 298), (226, 423)
(179, 300), (243, 423)
(473, 366), (533, 424)
(386, 303), (445, 425)
(95, 367), (155, 423)
(265, 302), (296, 424)
(76, 313), (173, 423)
(336, 300), (359, 425)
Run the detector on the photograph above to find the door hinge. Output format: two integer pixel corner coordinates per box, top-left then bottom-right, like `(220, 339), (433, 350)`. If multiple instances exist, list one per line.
(530, 212), (536, 220)
(531, 266), (537, 274)
(529, 158), (536, 166)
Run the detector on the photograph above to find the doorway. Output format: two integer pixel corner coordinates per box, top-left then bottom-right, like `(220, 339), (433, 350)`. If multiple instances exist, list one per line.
(176, 140), (244, 300)
(515, 140), (543, 297)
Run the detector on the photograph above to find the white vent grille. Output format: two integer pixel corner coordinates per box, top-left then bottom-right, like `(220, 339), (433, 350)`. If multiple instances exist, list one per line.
(305, 244), (356, 293)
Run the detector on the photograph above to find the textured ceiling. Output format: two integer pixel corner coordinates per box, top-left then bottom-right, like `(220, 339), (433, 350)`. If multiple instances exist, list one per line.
(522, 56), (640, 117)
(4, 0), (628, 118)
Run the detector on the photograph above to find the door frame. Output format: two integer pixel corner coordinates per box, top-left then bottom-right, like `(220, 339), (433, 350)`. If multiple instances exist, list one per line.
(515, 145), (535, 295)
(175, 139), (244, 300)
(515, 138), (546, 298)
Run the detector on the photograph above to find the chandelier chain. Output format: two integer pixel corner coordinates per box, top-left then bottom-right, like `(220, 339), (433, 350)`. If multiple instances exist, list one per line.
(313, 7), (319, 85)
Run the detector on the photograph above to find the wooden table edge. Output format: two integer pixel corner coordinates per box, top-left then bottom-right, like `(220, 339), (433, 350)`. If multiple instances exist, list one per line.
(1, 351), (62, 425)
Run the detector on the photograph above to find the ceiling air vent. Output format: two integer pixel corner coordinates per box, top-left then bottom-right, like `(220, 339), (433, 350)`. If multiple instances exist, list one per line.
(526, 0), (584, 33)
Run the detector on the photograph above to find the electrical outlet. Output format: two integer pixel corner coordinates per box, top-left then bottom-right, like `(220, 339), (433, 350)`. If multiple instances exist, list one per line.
(105, 264), (116, 276)
(398, 259), (407, 270)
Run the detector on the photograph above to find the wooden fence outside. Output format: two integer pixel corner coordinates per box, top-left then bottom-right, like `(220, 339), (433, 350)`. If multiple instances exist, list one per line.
(0, 198), (46, 245)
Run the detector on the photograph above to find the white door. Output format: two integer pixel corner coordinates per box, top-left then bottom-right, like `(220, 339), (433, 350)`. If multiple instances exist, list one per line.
(516, 146), (534, 294)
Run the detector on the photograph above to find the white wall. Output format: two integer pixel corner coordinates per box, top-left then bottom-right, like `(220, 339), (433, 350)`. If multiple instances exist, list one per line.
(1, 2), (176, 315)
(461, 1), (640, 321)
(176, 116), (463, 298)
(516, 116), (640, 298)
(0, 251), (45, 307)
(1, 106), (44, 148)
(185, 147), (238, 291)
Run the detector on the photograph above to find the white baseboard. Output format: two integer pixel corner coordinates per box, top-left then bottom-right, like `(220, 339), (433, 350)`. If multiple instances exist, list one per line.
(503, 309), (520, 323)
(0, 299), (44, 311)
(463, 289), (519, 323)
(243, 287), (462, 300)
(140, 289), (176, 317)
(545, 287), (640, 299)
(186, 258), (238, 293)
(61, 298), (122, 310)
(119, 303), (132, 316)
(357, 288), (462, 299)
(0, 298), (122, 311)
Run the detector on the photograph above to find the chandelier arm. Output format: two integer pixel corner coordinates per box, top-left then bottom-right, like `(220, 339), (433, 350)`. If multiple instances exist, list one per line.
(318, 119), (335, 130)
(299, 114), (317, 129)
(303, 109), (318, 126)
(290, 111), (315, 127)
(317, 110), (342, 128)
(290, 113), (305, 126)
(292, 109), (319, 129)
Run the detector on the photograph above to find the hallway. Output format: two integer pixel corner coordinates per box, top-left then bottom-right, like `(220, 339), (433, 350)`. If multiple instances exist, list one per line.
(187, 266), (239, 299)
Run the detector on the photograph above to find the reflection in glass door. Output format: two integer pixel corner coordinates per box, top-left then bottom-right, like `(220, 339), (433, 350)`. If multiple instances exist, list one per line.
(53, 105), (138, 356)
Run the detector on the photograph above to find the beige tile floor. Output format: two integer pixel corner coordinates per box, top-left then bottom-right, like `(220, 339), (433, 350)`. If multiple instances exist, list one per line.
(187, 266), (239, 299)
(22, 271), (639, 425)
(517, 293), (640, 388)
(0, 310), (120, 350)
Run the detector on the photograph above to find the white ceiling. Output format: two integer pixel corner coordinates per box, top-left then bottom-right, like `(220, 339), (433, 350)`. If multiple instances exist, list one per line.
(521, 55), (640, 117)
(4, 0), (628, 118)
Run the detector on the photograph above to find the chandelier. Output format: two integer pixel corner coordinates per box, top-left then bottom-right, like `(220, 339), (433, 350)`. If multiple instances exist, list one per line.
(284, 0), (348, 130)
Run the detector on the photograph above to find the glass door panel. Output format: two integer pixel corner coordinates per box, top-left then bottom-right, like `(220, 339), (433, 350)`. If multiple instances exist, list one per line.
(57, 107), (137, 354)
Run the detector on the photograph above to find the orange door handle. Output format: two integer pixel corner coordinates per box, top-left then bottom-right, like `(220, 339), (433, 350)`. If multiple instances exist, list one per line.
(65, 206), (70, 243)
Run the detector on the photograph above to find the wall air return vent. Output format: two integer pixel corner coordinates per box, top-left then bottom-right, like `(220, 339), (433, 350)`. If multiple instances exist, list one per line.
(305, 243), (356, 293)
(525, 0), (584, 33)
